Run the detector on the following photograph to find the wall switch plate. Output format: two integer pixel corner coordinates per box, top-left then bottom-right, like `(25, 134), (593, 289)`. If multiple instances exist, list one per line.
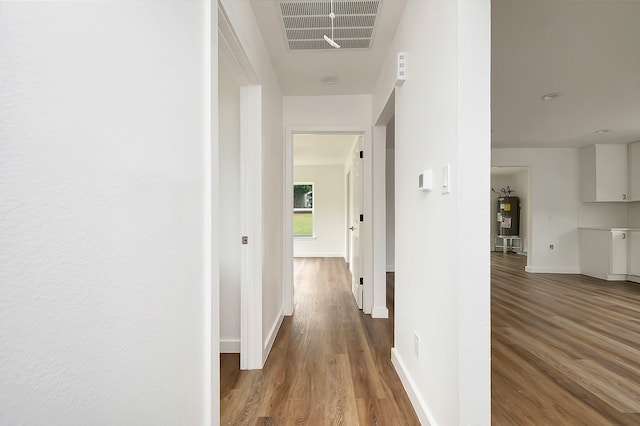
(418, 169), (432, 191)
(396, 52), (407, 86)
(441, 163), (451, 194)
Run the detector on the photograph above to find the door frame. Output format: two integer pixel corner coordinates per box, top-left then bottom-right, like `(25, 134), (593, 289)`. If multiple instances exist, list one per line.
(219, 4), (263, 370)
(284, 125), (373, 315)
(345, 170), (351, 264)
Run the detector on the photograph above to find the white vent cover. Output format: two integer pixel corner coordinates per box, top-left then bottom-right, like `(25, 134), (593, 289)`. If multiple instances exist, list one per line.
(279, 1), (381, 51)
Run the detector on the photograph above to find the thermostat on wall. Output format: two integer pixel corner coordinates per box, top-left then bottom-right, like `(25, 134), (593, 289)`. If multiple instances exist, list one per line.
(418, 169), (432, 191)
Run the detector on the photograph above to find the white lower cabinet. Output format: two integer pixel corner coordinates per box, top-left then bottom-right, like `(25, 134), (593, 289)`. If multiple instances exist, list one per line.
(579, 228), (639, 281)
(611, 231), (628, 275)
(629, 231), (640, 277)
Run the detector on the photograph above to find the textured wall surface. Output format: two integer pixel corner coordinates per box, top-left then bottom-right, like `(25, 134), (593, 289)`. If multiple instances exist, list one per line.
(0, 2), (209, 424)
(372, 0), (491, 424)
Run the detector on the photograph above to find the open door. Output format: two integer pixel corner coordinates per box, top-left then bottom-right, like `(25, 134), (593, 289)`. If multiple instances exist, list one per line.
(349, 137), (364, 309)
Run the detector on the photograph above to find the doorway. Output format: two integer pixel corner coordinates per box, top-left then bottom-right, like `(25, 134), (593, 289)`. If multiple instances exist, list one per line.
(285, 130), (371, 314)
(490, 166), (530, 262)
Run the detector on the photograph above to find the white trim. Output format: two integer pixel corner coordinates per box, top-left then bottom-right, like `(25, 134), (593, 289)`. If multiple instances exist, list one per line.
(628, 275), (640, 284)
(220, 339), (241, 353)
(525, 266), (580, 274)
(371, 92), (395, 324)
(362, 129), (374, 315)
(217, 5), (257, 85)
(263, 311), (285, 364)
(293, 253), (345, 258)
(371, 306), (389, 318)
(284, 130), (294, 316)
(606, 274), (629, 281)
(284, 125), (373, 317)
(391, 348), (435, 426)
(204, 1), (215, 424)
(219, 4), (264, 371)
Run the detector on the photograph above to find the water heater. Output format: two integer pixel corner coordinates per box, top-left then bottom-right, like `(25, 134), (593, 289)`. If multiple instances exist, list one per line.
(497, 196), (520, 236)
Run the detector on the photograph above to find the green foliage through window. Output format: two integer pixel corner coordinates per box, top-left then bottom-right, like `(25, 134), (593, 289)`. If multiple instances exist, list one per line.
(294, 183), (313, 237)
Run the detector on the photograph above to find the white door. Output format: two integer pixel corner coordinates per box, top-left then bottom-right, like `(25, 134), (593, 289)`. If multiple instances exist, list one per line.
(611, 230), (628, 275)
(349, 138), (364, 309)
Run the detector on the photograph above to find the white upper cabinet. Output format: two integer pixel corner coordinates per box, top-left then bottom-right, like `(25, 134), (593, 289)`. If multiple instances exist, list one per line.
(579, 144), (628, 202)
(630, 141), (640, 202)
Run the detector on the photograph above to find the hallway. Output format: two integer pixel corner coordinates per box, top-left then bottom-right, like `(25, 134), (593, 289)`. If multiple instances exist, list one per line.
(220, 258), (419, 424)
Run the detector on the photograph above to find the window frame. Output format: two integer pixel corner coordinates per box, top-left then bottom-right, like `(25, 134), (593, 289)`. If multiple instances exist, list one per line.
(293, 182), (315, 238)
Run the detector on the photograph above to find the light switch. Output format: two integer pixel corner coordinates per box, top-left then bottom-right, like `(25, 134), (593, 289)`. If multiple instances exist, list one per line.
(441, 163), (450, 194)
(418, 169), (432, 191)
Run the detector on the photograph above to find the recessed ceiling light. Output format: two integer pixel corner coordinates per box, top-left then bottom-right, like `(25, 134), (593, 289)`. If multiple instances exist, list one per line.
(322, 77), (338, 85)
(595, 129), (610, 134)
(541, 92), (561, 101)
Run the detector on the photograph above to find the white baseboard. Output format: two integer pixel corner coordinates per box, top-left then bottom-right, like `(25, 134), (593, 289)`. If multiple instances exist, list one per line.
(606, 273), (629, 281)
(628, 275), (640, 284)
(525, 266), (580, 274)
(386, 265), (395, 272)
(293, 252), (345, 258)
(391, 348), (435, 426)
(263, 310), (284, 364)
(220, 339), (240, 354)
(372, 306), (389, 318)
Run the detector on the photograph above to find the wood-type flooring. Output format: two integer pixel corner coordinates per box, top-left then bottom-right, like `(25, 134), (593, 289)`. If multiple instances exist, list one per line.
(492, 252), (640, 425)
(222, 254), (640, 425)
(220, 257), (419, 425)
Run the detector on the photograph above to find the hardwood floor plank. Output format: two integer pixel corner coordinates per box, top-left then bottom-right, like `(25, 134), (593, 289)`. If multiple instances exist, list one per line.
(223, 253), (640, 425)
(492, 252), (640, 425)
(220, 258), (419, 425)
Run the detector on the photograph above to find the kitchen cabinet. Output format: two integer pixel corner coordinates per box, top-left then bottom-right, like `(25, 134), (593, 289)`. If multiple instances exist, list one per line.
(629, 231), (640, 277)
(611, 230), (628, 274)
(579, 144), (628, 202)
(579, 228), (638, 281)
(630, 142), (640, 202)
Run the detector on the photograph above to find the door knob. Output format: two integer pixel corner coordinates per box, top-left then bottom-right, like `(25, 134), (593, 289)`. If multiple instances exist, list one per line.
(349, 226), (355, 230)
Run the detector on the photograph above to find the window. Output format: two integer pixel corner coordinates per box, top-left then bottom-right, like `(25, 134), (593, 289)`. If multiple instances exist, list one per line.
(293, 183), (314, 237)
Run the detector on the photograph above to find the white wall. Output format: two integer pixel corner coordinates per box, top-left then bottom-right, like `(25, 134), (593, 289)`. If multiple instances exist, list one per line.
(373, 1), (491, 424)
(493, 148), (580, 272)
(284, 95), (373, 125)
(294, 166), (346, 257)
(515, 170), (531, 253)
(220, 0), (285, 364)
(219, 55), (241, 352)
(386, 147), (396, 271)
(0, 2), (213, 424)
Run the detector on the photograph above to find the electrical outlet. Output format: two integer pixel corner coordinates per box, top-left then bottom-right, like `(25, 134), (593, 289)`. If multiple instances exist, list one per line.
(414, 333), (420, 358)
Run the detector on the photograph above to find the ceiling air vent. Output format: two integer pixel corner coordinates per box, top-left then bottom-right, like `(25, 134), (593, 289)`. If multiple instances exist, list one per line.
(279, 1), (381, 51)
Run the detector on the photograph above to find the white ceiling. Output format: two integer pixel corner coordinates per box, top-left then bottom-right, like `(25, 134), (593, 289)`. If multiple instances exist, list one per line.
(293, 134), (359, 166)
(250, 0), (640, 149)
(491, 0), (640, 148)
